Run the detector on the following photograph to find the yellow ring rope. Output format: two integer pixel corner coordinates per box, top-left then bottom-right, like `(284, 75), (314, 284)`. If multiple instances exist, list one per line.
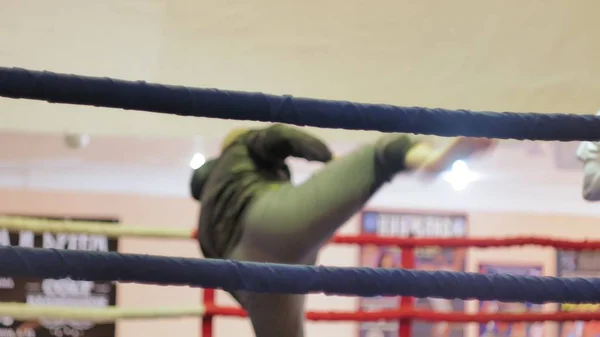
(0, 303), (205, 322)
(0, 216), (191, 239)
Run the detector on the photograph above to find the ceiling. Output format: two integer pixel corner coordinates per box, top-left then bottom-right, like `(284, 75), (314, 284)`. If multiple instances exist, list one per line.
(1, 0), (599, 142)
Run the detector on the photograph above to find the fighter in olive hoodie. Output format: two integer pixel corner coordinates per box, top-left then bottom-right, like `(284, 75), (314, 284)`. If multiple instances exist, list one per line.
(191, 124), (493, 337)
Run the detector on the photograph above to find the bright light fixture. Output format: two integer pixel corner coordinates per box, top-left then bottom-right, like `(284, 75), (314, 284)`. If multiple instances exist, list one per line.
(189, 153), (206, 169)
(442, 160), (479, 191)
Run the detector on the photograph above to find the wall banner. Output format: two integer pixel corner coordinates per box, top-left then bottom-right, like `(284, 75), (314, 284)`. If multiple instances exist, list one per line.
(0, 216), (118, 337)
(359, 210), (467, 337)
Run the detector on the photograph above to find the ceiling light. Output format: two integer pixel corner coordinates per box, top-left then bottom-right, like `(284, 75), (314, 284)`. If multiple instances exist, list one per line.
(442, 160), (479, 191)
(189, 153), (206, 169)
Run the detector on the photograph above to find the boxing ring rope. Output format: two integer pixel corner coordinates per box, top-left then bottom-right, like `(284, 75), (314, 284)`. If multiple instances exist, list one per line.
(207, 304), (600, 323)
(4, 302), (600, 323)
(2, 66), (600, 336)
(8, 216), (600, 335)
(2, 218), (600, 334)
(0, 303), (205, 322)
(2, 242), (600, 331)
(0, 216), (600, 323)
(2, 245), (600, 303)
(5, 215), (600, 250)
(0, 216), (193, 240)
(2, 67), (600, 141)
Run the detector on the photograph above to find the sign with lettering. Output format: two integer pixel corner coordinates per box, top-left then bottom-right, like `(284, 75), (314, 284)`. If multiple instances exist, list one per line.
(0, 216), (118, 337)
(358, 210), (468, 337)
(557, 251), (600, 337)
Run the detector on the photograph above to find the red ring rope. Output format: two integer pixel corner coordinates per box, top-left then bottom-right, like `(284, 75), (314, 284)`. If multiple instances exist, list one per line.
(205, 305), (600, 322)
(191, 229), (600, 250)
(331, 235), (600, 250)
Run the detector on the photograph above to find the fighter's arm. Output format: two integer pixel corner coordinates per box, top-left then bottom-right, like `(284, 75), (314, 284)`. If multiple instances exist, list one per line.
(578, 141), (600, 201)
(245, 124), (333, 163)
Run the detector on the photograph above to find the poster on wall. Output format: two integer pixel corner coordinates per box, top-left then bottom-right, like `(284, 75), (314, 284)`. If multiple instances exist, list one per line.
(557, 251), (600, 337)
(478, 264), (544, 337)
(0, 216), (118, 337)
(358, 210), (468, 337)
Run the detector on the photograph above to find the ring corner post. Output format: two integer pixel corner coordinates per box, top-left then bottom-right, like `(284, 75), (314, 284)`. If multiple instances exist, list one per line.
(399, 245), (415, 337)
(201, 288), (215, 337)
